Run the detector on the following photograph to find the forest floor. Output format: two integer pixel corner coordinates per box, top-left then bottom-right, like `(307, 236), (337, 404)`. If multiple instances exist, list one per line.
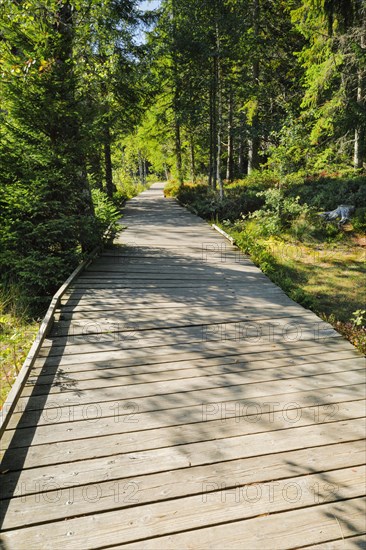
(252, 233), (366, 351)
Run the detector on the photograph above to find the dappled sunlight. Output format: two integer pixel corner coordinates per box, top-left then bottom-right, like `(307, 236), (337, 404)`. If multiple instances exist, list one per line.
(1, 184), (365, 548)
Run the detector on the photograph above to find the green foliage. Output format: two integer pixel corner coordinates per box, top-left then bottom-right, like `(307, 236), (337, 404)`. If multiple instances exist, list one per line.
(164, 180), (181, 197)
(250, 189), (310, 236)
(0, 0), (141, 316)
(353, 207), (366, 232)
(0, 309), (38, 406)
(286, 175), (366, 211)
(351, 310), (366, 328)
(0, 284), (39, 405)
(228, 171), (280, 189)
(175, 183), (264, 222)
(113, 169), (149, 201)
(91, 189), (122, 237)
(333, 317), (366, 355)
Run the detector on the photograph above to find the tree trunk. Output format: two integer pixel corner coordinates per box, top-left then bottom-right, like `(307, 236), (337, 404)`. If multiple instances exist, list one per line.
(216, 23), (224, 200)
(104, 124), (115, 198)
(248, 0), (260, 175)
(248, 129), (260, 174)
(171, 0), (184, 187)
(53, 1), (94, 251)
(175, 118), (184, 186)
(354, 18), (365, 170)
(209, 59), (213, 187)
(226, 89), (234, 181)
(238, 135), (245, 176)
(138, 150), (144, 184)
(190, 132), (196, 183)
(209, 54), (218, 189)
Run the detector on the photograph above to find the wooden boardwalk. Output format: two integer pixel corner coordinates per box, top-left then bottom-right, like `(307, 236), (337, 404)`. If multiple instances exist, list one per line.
(0, 183), (365, 549)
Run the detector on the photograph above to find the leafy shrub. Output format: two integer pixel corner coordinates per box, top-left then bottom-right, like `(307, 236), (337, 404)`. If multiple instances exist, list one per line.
(332, 318), (366, 355)
(113, 170), (150, 199)
(228, 170), (280, 189)
(286, 175), (366, 212)
(164, 180), (181, 197)
(250, 189), (309, 236)
(353, 207), (366, 232)
(351, 309), (366, 328)
(112, 190), (129, 208)
(175, 184), (264, 222)
(92, 189), (121, 235)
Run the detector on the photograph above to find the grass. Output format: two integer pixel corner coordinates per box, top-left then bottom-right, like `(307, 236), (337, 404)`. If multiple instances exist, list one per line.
(220, 222), (366, 354)
(0, 307), (38, 408)
(266, 237), (365, 321)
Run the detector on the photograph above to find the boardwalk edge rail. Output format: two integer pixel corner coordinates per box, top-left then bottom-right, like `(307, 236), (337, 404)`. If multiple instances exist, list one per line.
(0, 224), (114, 438)
(212, 224), (236, 245)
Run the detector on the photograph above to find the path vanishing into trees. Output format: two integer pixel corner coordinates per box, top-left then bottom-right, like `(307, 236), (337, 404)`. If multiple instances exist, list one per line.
(0, 183), (365, 549)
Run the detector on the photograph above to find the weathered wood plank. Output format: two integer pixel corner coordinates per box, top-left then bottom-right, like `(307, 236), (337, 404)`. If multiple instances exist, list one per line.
(1, 470), (364, 549)
(1, 418), (364, 498)
(51, 310), (331, 339)
(28, 353), (362, 388)
(30, 346), (361, 377)
(122, 498), (366, 550)
(1, 443), (364, 531)
(1, 399), (364, 467)
(40, 315), (338, 355)
(31, 338), (354, 375)
(306, 535), (366, 549)
(3, 381), (364, 446)
(13, 370), (365, 414)
(22, 360), (366, 399)
(36, 330), (343, 366)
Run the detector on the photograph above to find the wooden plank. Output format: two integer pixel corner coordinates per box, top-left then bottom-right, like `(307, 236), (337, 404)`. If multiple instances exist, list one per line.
(212, 223), (236, 243)
(1, 419), (365, 497)
(40, 315), (337, 352)
(22, 360), (366, 399)
(1, 471), (364, 548)
(2, 399), (364, 465)
(28, 352), (362, 387)
(70, 287), (282, 296)
(59, 303), (311, 320)
(1, 442), (363, 531)
(4, 380), (364, 441)
(32, 341), (362, 377)
(13, 369), (365, 413)
(32, 335), (351, 369)
(60, 296), (297, 311)
(306, 535), (366, 549)
(122, 498), (366, 550)
(38, 321), (341, 359)
(51, 310), (330, 337)
(34, 336), (345, 369)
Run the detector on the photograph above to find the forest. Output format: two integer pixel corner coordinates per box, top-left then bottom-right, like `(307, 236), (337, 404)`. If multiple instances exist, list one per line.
(0, 0), (365, 402)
